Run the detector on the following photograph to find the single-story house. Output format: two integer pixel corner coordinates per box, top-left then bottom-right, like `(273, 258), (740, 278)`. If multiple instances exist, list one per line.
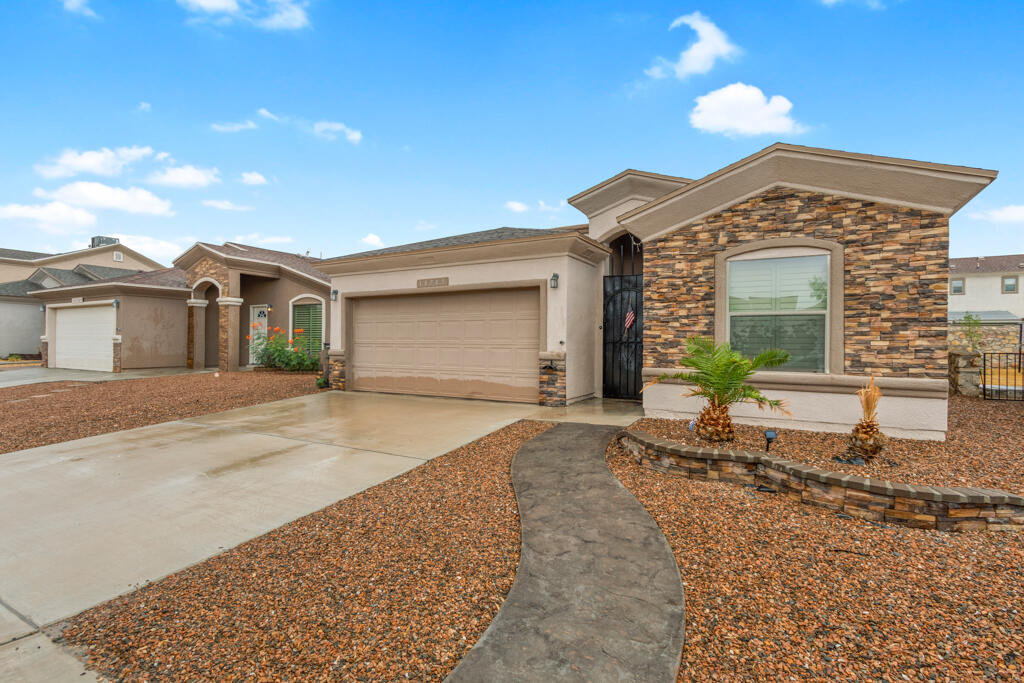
(316, 143), (998, 439)
(31, 242), (331, 372)
(0, 237), (163, 357)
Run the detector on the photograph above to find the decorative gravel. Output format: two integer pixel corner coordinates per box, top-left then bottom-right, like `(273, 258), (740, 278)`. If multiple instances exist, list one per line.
(607, 439), (1024, 681)
(0, 372), (323, 455)
(632, 396), (1024, 495)
(59, 420), (553, 682)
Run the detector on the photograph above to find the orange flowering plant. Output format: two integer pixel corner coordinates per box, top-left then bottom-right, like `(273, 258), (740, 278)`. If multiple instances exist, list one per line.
(251, 326), (319, 371)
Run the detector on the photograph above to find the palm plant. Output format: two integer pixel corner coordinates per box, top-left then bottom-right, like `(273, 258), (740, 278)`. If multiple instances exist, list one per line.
(644, 336), (791, 442)
(847, 376), (885, 461)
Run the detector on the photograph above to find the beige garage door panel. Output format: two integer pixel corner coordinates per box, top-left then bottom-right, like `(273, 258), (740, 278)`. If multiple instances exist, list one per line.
(352, 288), (539, 402)
(54, 306), (115, 372)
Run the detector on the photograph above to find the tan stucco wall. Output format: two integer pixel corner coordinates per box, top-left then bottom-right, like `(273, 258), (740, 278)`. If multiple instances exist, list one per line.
(120, 295), (188, 369)
(950, 272), (1024, 317)
(586, 197), (654, 244)
(0, 248), (157, 282)
(327, 254), (599, 400)
(237, 273), (330, 363)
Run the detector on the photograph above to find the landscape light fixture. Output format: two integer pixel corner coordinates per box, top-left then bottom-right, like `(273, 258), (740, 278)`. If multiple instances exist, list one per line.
(331, 289), (339, 301)
(550, 273), (559, 289)
(764, 429), (778, 452)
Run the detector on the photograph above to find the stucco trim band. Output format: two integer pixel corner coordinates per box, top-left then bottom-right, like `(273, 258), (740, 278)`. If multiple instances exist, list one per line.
(186, 299), (209, 307)
(216, 297), (244, 306)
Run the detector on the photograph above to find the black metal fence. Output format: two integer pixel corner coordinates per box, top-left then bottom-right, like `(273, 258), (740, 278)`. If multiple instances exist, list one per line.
(982, 352), (1024, 400)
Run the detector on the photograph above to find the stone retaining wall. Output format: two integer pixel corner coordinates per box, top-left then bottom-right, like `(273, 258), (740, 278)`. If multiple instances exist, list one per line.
(948, 322), (1020, 354)
(621, 431), (1024, 532)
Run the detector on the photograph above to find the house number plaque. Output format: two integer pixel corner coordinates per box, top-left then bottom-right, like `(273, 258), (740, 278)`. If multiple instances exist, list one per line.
(417, 277), (449, 288)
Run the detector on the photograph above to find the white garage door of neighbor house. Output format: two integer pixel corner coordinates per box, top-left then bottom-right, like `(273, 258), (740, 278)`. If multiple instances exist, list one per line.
(54, 306), (115, 371)
(351, 288), (540, 403)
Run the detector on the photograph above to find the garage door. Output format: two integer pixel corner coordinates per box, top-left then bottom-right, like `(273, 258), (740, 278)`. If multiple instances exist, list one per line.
(351, 288), (540, 402)
(54, 305), (115, 371)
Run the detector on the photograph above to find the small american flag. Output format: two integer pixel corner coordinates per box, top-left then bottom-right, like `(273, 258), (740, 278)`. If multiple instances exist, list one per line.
(624, 308), (636, 331)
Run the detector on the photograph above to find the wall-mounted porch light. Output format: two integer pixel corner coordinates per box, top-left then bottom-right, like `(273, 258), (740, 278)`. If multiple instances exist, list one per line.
(267, 305), (274, 313)
(112, 299), (120, 309)
(549, 273), (559, 289)
(331, 289), (339, 301)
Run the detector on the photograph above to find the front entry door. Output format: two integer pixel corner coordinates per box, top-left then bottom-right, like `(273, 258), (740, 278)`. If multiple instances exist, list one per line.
(249, 304), (268, 365)
(603, 274), (643, 400)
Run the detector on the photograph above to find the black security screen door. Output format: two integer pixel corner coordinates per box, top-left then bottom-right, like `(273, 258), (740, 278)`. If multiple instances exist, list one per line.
(603, 274), (643, 400)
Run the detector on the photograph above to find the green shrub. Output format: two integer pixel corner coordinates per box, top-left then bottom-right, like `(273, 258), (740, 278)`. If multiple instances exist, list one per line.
(6, 354), (22, 361)
(250, 327), (319, 371)
(316, 375), (329, 389)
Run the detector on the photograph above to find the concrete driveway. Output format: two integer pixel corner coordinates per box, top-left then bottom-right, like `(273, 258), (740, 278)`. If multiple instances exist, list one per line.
(0, 366), (209, 389)
(0, 390), (640, 680)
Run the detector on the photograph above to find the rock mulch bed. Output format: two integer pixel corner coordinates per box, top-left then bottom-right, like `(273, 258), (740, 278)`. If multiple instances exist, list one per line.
(607, 439), (1024, 681)
(632, 396), (1024, 495)
(0, 372), (323, 455)
(59, 420), (553, 681)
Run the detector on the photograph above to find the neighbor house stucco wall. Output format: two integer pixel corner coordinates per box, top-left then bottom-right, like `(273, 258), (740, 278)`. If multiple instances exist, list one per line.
(0, 299), (43, 356)
(0, 248), (157, 283)
(119, 295), (188, 369)
(236, 273), (329, 363)
(950, 272), (1024, 317)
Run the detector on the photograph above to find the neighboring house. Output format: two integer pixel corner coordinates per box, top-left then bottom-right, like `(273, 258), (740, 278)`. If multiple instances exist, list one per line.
(949, 253), (1024, 319)
(0, 237), (164, 357)
(31, 242), (331, 373)
(316, 143), (998, 440)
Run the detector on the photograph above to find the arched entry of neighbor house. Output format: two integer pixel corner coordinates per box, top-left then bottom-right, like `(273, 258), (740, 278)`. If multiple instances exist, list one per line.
(192, 278), (222, 369)
(603, 233), (643, 400)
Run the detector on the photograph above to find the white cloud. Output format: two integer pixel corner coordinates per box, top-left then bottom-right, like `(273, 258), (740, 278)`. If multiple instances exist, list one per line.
(147, 165), (221, 188)
(98, 234), (193, 262)
(155, 151), (173, 162)
(258, 0), (309, 30)
(232, 232), (292, 245)
(969, 205), (1024, 224)
(414, 220), (436, 231)
(361, 233), (385, 248)
(177, 0), (239, 12)
(35, 182), (174, 215)
(690, 82), (805, 137)
(35, 145), (153, 179)
(0, 201), (96, 233)
(63, 0), (97, 17)
(257, 107), (280, 121)
(313, 121), (363, 143)
(203, 199), (253, 212)
(504, 201), (529, 213)
(821, 0), (885, 8)
(240, 171), (268, 185)
(646, 12), (739, 80)
(538, 200), (567, 213)
(211, 120), (257, 133)
(138, 101), (152, 112)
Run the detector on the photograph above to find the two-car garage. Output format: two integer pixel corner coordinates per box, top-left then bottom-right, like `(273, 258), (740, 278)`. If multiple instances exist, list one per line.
(349, 288), (540, 403)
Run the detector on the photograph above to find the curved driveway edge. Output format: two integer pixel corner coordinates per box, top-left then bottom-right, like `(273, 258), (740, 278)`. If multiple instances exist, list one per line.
(447, 423), (685, 682)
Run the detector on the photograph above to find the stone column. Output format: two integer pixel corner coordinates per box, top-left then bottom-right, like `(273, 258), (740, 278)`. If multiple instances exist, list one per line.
(112, 335), (122, 373)
(216, 297), (243, 372)
(328, 348), (346, 390)
(40, 337), (48, 368)
(186, 299), (208, 369)
(539, 351), (567, 406)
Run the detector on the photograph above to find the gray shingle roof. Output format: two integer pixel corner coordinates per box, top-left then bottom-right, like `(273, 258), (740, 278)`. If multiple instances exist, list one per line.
(33, 267), (93, 287)
(0, 280), (38, 297)
(200, 243), (329, 283)
(950, 254), (1024, 275)
(93, 267), (189, 288)
(0, 247), (53, 260)
(74, 264), (142, 280)
(326, 227), (558, 261)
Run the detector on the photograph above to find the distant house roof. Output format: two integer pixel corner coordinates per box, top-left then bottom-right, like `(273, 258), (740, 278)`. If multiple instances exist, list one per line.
(193, 242), (329, 283)
(0, 247), (53, 260)
(949, 310), (1021, 322)
(0, 280), (38, 297)
(950, 254), (1024, 275)
(88, 267), (189, 288)
(74, 264), (141, 280)
(322, 227), (571, 261)
(32, 267), (94, 287)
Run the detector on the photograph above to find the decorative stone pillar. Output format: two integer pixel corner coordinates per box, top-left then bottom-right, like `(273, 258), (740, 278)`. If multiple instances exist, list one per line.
(186, 298), (208, 369)
(40, 337), (48, 368)
(216, 297), (243, 372)
(112, 335), (122, 373)
(328, 349), (346, 390)
(539, 351), (566, 407)
(948, 351), (981, 397)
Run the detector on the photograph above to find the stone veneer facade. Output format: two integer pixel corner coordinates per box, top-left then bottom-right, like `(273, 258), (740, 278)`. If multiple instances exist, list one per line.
(622, 431), (1024, 533)
(643, 187), (950, 379)
(328, 351), (345, 390)
(112, 339), (122, 373)
(539, 352), (566, 406)
(185, 257), (233, 372)
(40, 340), (47, 367)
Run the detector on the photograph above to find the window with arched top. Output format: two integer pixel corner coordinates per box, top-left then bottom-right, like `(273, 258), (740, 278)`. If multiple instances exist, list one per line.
(715, 239), (845, 374)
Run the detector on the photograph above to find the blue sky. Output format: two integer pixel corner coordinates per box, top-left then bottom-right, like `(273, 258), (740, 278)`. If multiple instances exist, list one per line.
(1, 0), (1022, 264)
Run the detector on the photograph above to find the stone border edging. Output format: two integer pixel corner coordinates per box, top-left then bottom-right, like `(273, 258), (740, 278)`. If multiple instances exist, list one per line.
(621, 430), (1024, 532)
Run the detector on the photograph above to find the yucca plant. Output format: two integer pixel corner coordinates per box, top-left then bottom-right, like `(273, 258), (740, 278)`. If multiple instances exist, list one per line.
(644, 336), (791, 442)
(847, 376), (885, 461)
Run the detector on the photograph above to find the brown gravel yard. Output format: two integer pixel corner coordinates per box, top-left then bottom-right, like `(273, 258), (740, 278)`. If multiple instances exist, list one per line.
(59, 420), (553, 681)
(608, 439), (1024, 681)
(0, 372), (322, 455)
(632, 396), (1024, 495)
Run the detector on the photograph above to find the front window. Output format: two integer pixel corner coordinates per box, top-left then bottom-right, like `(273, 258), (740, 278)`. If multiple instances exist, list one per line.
(1003, 276), (1017, 294)
(728, 254), (828, 373)
(950, 278), (965, 295)
(292, 303), (323, 356)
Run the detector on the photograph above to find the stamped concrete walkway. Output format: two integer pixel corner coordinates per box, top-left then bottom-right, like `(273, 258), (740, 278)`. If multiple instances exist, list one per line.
(448, 423), (685, 683)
